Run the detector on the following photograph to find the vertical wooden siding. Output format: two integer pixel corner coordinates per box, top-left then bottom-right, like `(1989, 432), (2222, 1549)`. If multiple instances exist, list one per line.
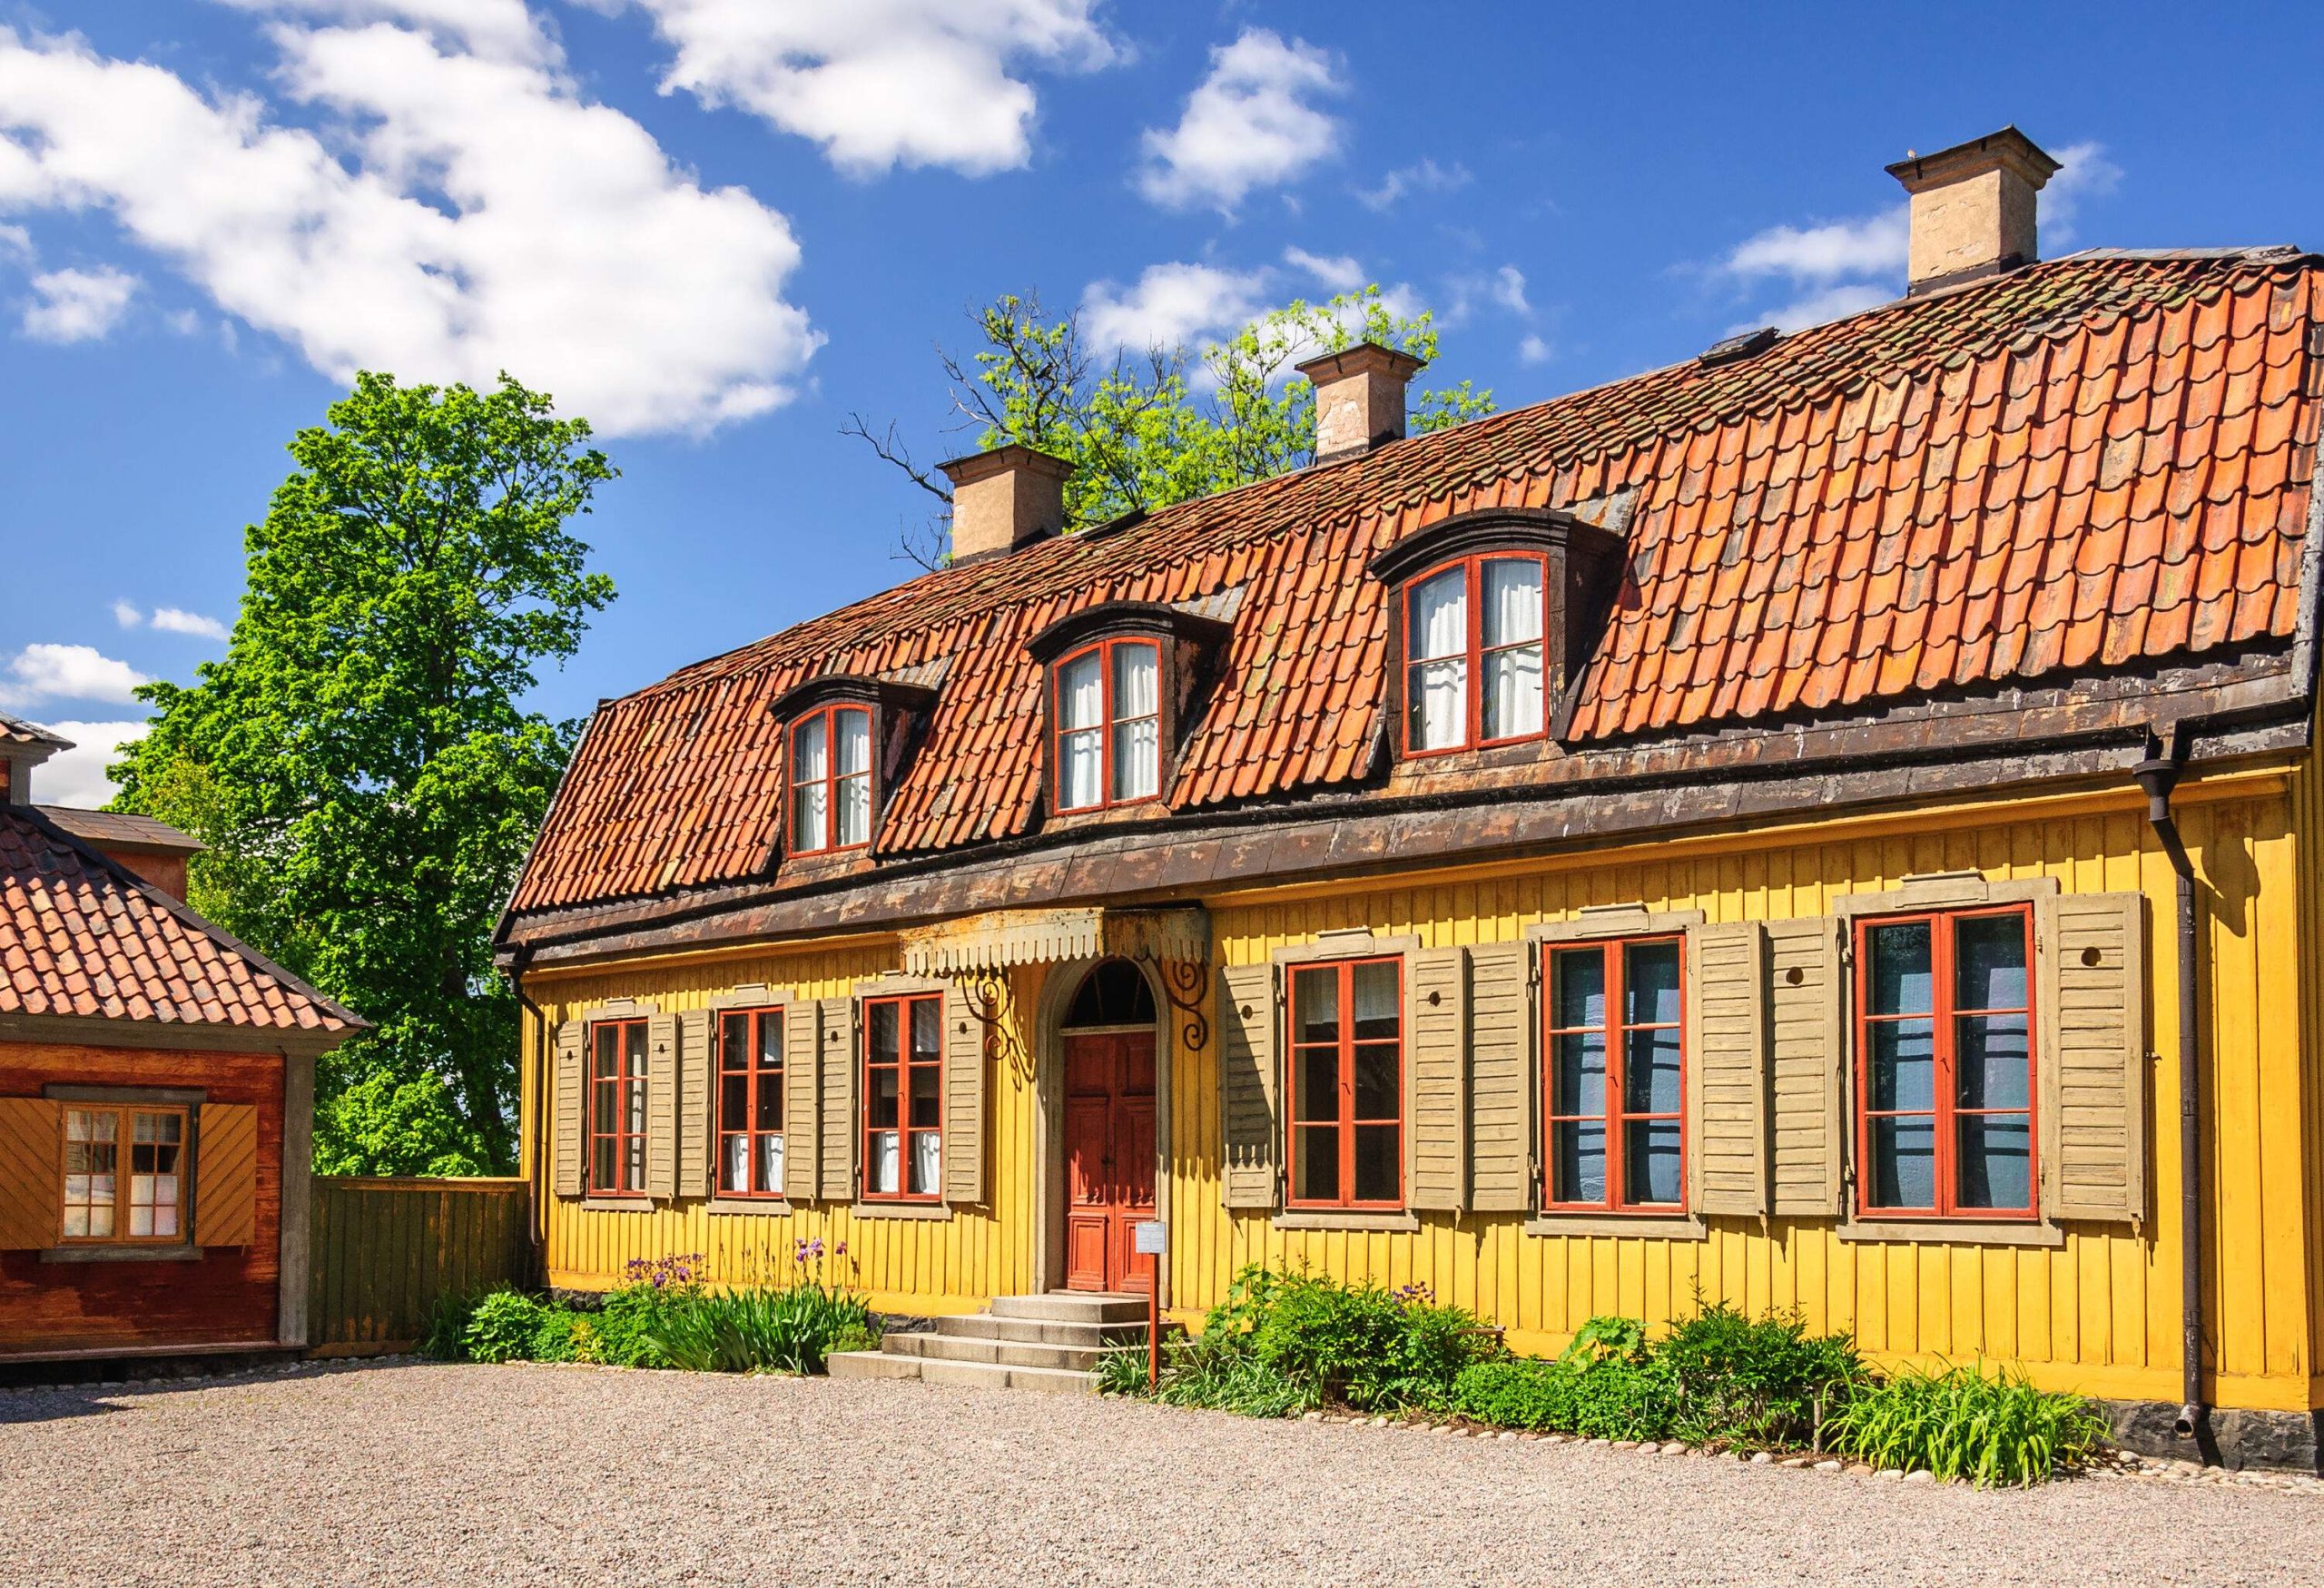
(308, 1177), (532, 1354)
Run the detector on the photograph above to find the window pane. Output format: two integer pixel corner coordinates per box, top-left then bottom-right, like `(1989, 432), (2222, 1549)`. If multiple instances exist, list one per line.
(721, 1013), (748, 1070)
(1551, 1030), (1606, 1116)
(870, 1130), (900, 1195)
(592, 1026), (617, 1079)
(837, 772), (872, 846)
(625, 1021), (648, 1075)
(910, 1130), (941, 1196)
(910, 997), (940, 1060)
(1552, 948), (1606, 1031)
(1482, 557), (1542, 645)
(86, 1201), (113, 1238)
(1409, 567), (1467, 661)
(1061, 727), (1103, 810)
(759, 1012), (783, 1070)
(1296, 1127), (1340, 1202)
(1623, 1119), (1682, 1206)
(1111, 642), (1158, 720)
(1868, 922), (1934, 1015)
(1113, 716), (1159, 802)
(869, 1000), (899, 1062)
(1868, 1020), (1936, 1111)
(1958, 1013), (2030, 1110)
(1296, 1047), (1338, 1124)
(1552, 1120), (1607, 1203)
(592, 1080), (615, 1135)
(755, 1071), (783, 1133)
(625, 1135), (645, 1191)
(758, 1134), (784, 1196)
(724, 1132), (748, 1193)
(1408, 658), (1467, 751)
(1351, 961), (1398, 1041)
(1625, 1026), (1682, 1115)
(792, 714), (828, 781)
(869, 1066), (899, 1129)
(1625, 942), (1682, 1027)
(594, 1137), (615, 1190)
(1955, 914), (2029, 1011)
(1354, 1041), (1399, 1121)
(793, 778), (828, 852)
(1059, 650), (1104, 731)
(835, 708), (872, 775)
(909, 1062), (940, 1129)
(625, 1077), (647, 1136)
(720, 1073), (749, 1133)
(1958, 1116), (2033, 1210)
(1482, 643), (1542, 740)
(1293, 966), (1340, 1045)
(1870, 1117), (1936, 1209)
(1354, 1125), (1398, 1202)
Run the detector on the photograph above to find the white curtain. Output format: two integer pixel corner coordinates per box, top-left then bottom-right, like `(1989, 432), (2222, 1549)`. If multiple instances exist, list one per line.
(759, 1134), (784, 1196)
(911, 1131), (943, 1196)
(871, 1129), (900, 1195)
(1353, 962), (1399, 1028)
(1111, 644), (1160, 802)
(837, 773), (871, 846)
(793, 714), (828, 850)
(1482, 558), (1544, 740)
(1408, 567), (1468, 749)
(1059, 650), (1105, 810)
(724, 1133), (750, 1193)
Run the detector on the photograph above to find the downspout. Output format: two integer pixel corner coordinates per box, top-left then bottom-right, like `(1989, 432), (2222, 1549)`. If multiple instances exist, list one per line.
(507, 945), (551, 1278)
(2132, 730), (2206, 1445)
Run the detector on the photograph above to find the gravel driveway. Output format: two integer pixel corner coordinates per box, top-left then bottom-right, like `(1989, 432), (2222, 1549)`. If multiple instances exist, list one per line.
(5, 1361), (2322, 1587)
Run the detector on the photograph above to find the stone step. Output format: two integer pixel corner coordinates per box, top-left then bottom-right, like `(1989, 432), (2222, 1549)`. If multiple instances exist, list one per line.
(987, 1292), (1149, 1326)
(881, 1331), (1110, 1373)
(825, 1350), (1092, 1396)
(934, 1313), (1147, 1348)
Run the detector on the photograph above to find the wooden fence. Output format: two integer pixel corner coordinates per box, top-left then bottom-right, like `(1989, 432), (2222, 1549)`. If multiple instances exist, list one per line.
(309, 1177), (534, 1356)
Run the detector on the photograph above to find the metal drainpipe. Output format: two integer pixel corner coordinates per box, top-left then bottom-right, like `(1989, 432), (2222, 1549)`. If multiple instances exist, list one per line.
(2132, 736), (2206, 1444)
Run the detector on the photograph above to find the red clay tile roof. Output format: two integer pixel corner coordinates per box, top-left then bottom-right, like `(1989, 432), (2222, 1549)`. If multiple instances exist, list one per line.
(0, 713), (71, 750)
(1, 805), (359, 1033)
(511, 248), (2324, 916)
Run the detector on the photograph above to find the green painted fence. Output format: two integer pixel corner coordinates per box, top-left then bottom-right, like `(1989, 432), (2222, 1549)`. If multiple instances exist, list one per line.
(309, 1177), (534, 1355)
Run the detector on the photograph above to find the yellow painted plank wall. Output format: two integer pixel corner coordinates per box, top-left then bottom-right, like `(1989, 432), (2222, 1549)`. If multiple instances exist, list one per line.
(2289, 727), (2324, 1408)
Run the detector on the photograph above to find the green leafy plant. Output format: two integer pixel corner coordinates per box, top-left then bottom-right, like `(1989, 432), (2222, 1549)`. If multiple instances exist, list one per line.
(462, 1289), (549, 1365)
(1092, 1346), (1149, 1396)
(1653, 1303), (1865, 1450)
(418, 1289), (484, 1362)
(1827, 1364), (2109, 1487)
(826, 1320), (882, 1358)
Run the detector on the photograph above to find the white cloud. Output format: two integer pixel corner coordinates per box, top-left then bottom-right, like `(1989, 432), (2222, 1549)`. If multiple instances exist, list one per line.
(0, 643), (150, 709)
(1518, 332), (1551, 366)
(1137, 28), (1342, 213)
(111, 599), (142, 628)
(610, 0), (1116, 176)
(28, 719), (149, 809)
(2043, 140), (2122, 248)
(0, 19), (820, 436)
(217, 0), (554, 64)
(21, 265), (139, 342)
(1282, 246), (1364, 293)
(1491, 264), (1528, 315)
(1745, 282), (1896, 335)
(1080, 261), (1270, 352)
(152, 607), (230, 641)
(0, 222), (29, 261)
(1355, 155), (1469, 212)
(1724, 207), (1908, 282)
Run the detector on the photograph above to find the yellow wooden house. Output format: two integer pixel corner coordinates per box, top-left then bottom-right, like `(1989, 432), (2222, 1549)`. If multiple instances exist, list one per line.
(496, 128), (2324, 1469)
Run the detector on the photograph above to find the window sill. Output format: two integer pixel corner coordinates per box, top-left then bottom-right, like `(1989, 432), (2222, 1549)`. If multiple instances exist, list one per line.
(41, 1244), (201, 1264)
(706, 1198), (794, 1218)
(1837, 1218), (2063, 1248)
(852, 1200), (953, 1222)
(579, 1198), (655, 1213)
(1525, 1214), (1707, 1241)
(1271, 1209), (1420, 1233)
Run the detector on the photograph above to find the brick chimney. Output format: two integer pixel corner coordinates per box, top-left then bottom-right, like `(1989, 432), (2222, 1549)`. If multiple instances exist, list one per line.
(1297, 341), (1426, 464)
(1886, 126), (2061, 295)
(937, 443), (1073, 563)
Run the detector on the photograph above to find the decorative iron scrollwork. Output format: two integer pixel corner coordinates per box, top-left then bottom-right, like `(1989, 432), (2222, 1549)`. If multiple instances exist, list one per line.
(1155, 955), (1210, 1054)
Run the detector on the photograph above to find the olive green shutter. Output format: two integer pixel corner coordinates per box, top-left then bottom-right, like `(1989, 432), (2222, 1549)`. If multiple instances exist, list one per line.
(0, 1097), (62, 1249)
(942, 981), (987, 1205)
(194, 1102), (260, 1248)
(2038, 891), (2148, 1224)
(1687, 922), (1767, 1218)
(817, 997), (859, 1201)
(645, 1011), (679, 1200)
(783, 999), (821, 1202)
(1218, 962), (1280, 1209)
(552, 1020), (585, 1199)
(1465, 941), (1532, 1212)
(676, 1009), (713, 1199)
(1766, 917), (1845, 1217)
(1407, 946), (1466, 1211)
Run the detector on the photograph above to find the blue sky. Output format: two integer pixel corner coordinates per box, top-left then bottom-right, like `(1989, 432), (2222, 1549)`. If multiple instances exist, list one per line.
(5, 0), (2322, 804)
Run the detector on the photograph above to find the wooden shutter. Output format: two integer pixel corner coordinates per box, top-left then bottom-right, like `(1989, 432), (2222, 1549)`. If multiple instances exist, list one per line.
(552, 1019), (585, 1199)
(817, 997), (858, 1201)
(1466, 941), (1532, 1212)
(1218, 962), (1280, 1209)
(195, 1102), (260, 1248)
(1407, 946), (1466, 1211)
(783, 1000), (821, 1202)
(1687, 922), (1768, 1218)
(2039, 891), (2148, 1224)
(1766, 916), (1846, 1217)
(0, 1097), (61, 1249)
(645, 1011), (679, 1200)
(676, 1009), (713, 1199)
(942, 981), (987, 1204)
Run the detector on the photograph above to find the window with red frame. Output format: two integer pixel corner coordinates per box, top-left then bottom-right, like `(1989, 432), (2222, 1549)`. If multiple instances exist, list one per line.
(1055, 637), (1160, 812)
(1543, 938), (1685, 1211)
(1286, 957), (1403, 1208)
(863, 993), (941, 1200)
(1856, 907), (2036, 1218)
(718, 1006), (785, 1197)
(790, 705), (872, 854)
(588, 1019), (649, 1195)
(1403, 553), (1547, 755)
(60, 1105), (186, 1243)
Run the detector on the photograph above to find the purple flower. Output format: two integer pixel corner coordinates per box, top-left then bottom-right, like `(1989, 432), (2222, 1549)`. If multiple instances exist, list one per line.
(833, 1241), (847, 1258)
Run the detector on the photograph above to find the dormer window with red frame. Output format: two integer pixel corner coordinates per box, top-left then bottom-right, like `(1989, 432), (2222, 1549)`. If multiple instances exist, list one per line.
(1055, 638), (1161, 812)
(790, 704), (872, 854)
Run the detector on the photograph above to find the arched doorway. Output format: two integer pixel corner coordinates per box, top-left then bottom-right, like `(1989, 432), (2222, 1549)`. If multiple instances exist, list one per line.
(1058, 960), (1158, 1295)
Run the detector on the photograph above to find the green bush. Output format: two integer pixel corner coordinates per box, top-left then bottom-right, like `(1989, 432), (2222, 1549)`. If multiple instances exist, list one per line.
(1654, 1303), (1863, 1449)
(826, 1319), (882, 1358)
(418, 1289), (484, 1362)
(529, 1308), (594, 1364)
(463, 1290), (549, 1364)
(591, 1283), (680, 1369)
(1827, 1365), (2109, 1487)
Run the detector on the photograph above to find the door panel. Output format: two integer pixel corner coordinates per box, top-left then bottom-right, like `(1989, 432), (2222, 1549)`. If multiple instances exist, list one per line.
(1061, 1030), (1159, 1293)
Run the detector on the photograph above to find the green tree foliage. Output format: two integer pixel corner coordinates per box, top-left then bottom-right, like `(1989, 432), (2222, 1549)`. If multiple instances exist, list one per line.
(851, 285), (1494, 565)
(111, 372), (615, 1175)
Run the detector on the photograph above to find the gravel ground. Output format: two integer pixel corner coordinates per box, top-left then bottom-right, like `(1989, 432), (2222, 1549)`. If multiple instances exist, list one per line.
(5, 1361), (2324, 1587)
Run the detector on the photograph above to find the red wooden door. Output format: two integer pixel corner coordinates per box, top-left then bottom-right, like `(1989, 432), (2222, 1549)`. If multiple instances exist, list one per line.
(1063, 1030), (1157, 1293)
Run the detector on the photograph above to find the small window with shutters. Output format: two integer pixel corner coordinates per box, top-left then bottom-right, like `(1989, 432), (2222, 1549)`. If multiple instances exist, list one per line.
(862, 992), (942, 1201)
(1541, 937), (1685, 1214)
(717, 1007), (785, 1198)
(1285, 956), (1403, 1210)
(588, 1018), (651, 1196)
(61, 1106), (187, 1244)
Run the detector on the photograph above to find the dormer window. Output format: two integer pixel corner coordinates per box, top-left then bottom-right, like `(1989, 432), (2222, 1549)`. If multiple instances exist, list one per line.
(790, 704), (872, 854)
(1057, 638), (1161, 811)
(1369, 507), (1627, 762)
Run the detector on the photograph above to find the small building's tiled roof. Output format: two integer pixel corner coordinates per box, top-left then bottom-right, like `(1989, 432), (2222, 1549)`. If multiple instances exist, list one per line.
(35, 807), (204, 856)
(509, 248), (2324, 917)
(0, 713), (71, 751)
(0, 805), (359, 1033)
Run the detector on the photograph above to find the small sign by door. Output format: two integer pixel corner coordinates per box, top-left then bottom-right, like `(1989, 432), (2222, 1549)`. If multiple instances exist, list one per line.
(1133, 1219), (1166, 1255)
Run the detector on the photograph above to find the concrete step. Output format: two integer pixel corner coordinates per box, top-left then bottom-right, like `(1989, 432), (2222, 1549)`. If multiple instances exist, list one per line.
(987, 1292), (1149, 1326)
(824, 1350), (921, 1383)
(881, 1331), (1109, 1373)
(934, 1313), (1147, 1348)
(826, 1349), (1093, 1396)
